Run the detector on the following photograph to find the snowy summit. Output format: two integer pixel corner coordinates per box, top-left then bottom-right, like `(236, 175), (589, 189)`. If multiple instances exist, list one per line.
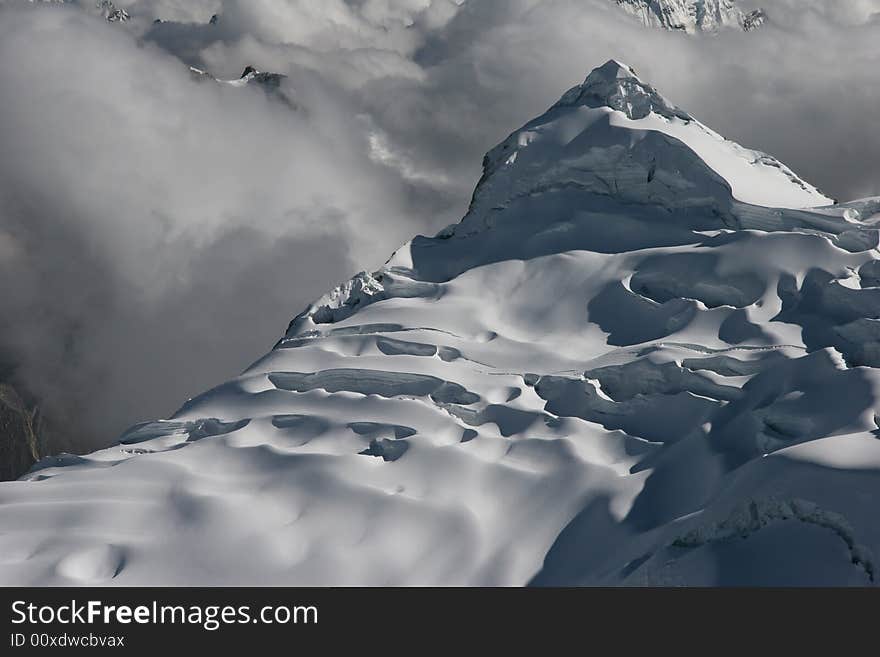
(1, 61), (879, 586)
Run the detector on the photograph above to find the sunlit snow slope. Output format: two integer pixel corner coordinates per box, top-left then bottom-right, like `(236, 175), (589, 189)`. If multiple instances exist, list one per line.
(2, 61), (880, 586)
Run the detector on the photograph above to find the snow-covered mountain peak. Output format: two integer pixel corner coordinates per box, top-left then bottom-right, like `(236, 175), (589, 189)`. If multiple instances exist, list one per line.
(554, 59), (690, 121)
(455, 60), (830, 239)
(4, 59), (880, 587)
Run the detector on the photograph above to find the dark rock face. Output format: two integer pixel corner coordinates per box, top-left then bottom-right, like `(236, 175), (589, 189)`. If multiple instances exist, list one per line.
(0, 384), (41, 481)
(241, 66), (287, 90)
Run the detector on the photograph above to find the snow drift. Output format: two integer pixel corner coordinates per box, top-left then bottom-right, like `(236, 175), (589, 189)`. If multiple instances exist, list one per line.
(2, 60), (879, 586)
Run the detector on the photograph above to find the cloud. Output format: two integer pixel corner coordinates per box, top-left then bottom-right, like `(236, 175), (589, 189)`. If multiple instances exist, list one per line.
(351, 0), (880, 204)
(0, 3), (438, 447)
(1, 0), (879, 451)
(759, 0), (880, 26)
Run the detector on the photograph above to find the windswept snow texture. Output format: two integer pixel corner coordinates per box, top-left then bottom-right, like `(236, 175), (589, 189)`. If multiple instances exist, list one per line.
(2, 61), (880, 586)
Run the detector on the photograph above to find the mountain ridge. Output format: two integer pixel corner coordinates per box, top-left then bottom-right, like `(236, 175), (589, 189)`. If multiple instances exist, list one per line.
(2, 60), (880, 586)
(453, 59), (829, 243)
(614, 0), (766, 33)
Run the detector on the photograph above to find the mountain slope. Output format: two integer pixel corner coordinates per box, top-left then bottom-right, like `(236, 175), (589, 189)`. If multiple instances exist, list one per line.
(614, 0), (766, 33)
(1, 61), (879, 586)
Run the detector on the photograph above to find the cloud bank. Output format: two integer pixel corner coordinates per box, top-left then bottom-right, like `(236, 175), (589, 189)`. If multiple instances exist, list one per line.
(1, 0), (878, 449)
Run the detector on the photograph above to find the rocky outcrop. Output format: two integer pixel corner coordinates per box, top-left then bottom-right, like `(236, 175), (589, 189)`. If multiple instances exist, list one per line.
(0, 384), (41, 481)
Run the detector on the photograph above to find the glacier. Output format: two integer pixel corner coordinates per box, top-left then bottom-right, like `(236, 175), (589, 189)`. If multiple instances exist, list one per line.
(1, 60), (880, 586)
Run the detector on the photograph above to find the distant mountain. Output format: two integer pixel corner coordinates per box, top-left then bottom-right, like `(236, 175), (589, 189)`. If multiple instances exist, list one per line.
(25, 0), (130, 22)
(189, 65), (294, 106)
(96, 0), (128, 23)
(3, 60), (879, 586)
(614, 0), (766, 32)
